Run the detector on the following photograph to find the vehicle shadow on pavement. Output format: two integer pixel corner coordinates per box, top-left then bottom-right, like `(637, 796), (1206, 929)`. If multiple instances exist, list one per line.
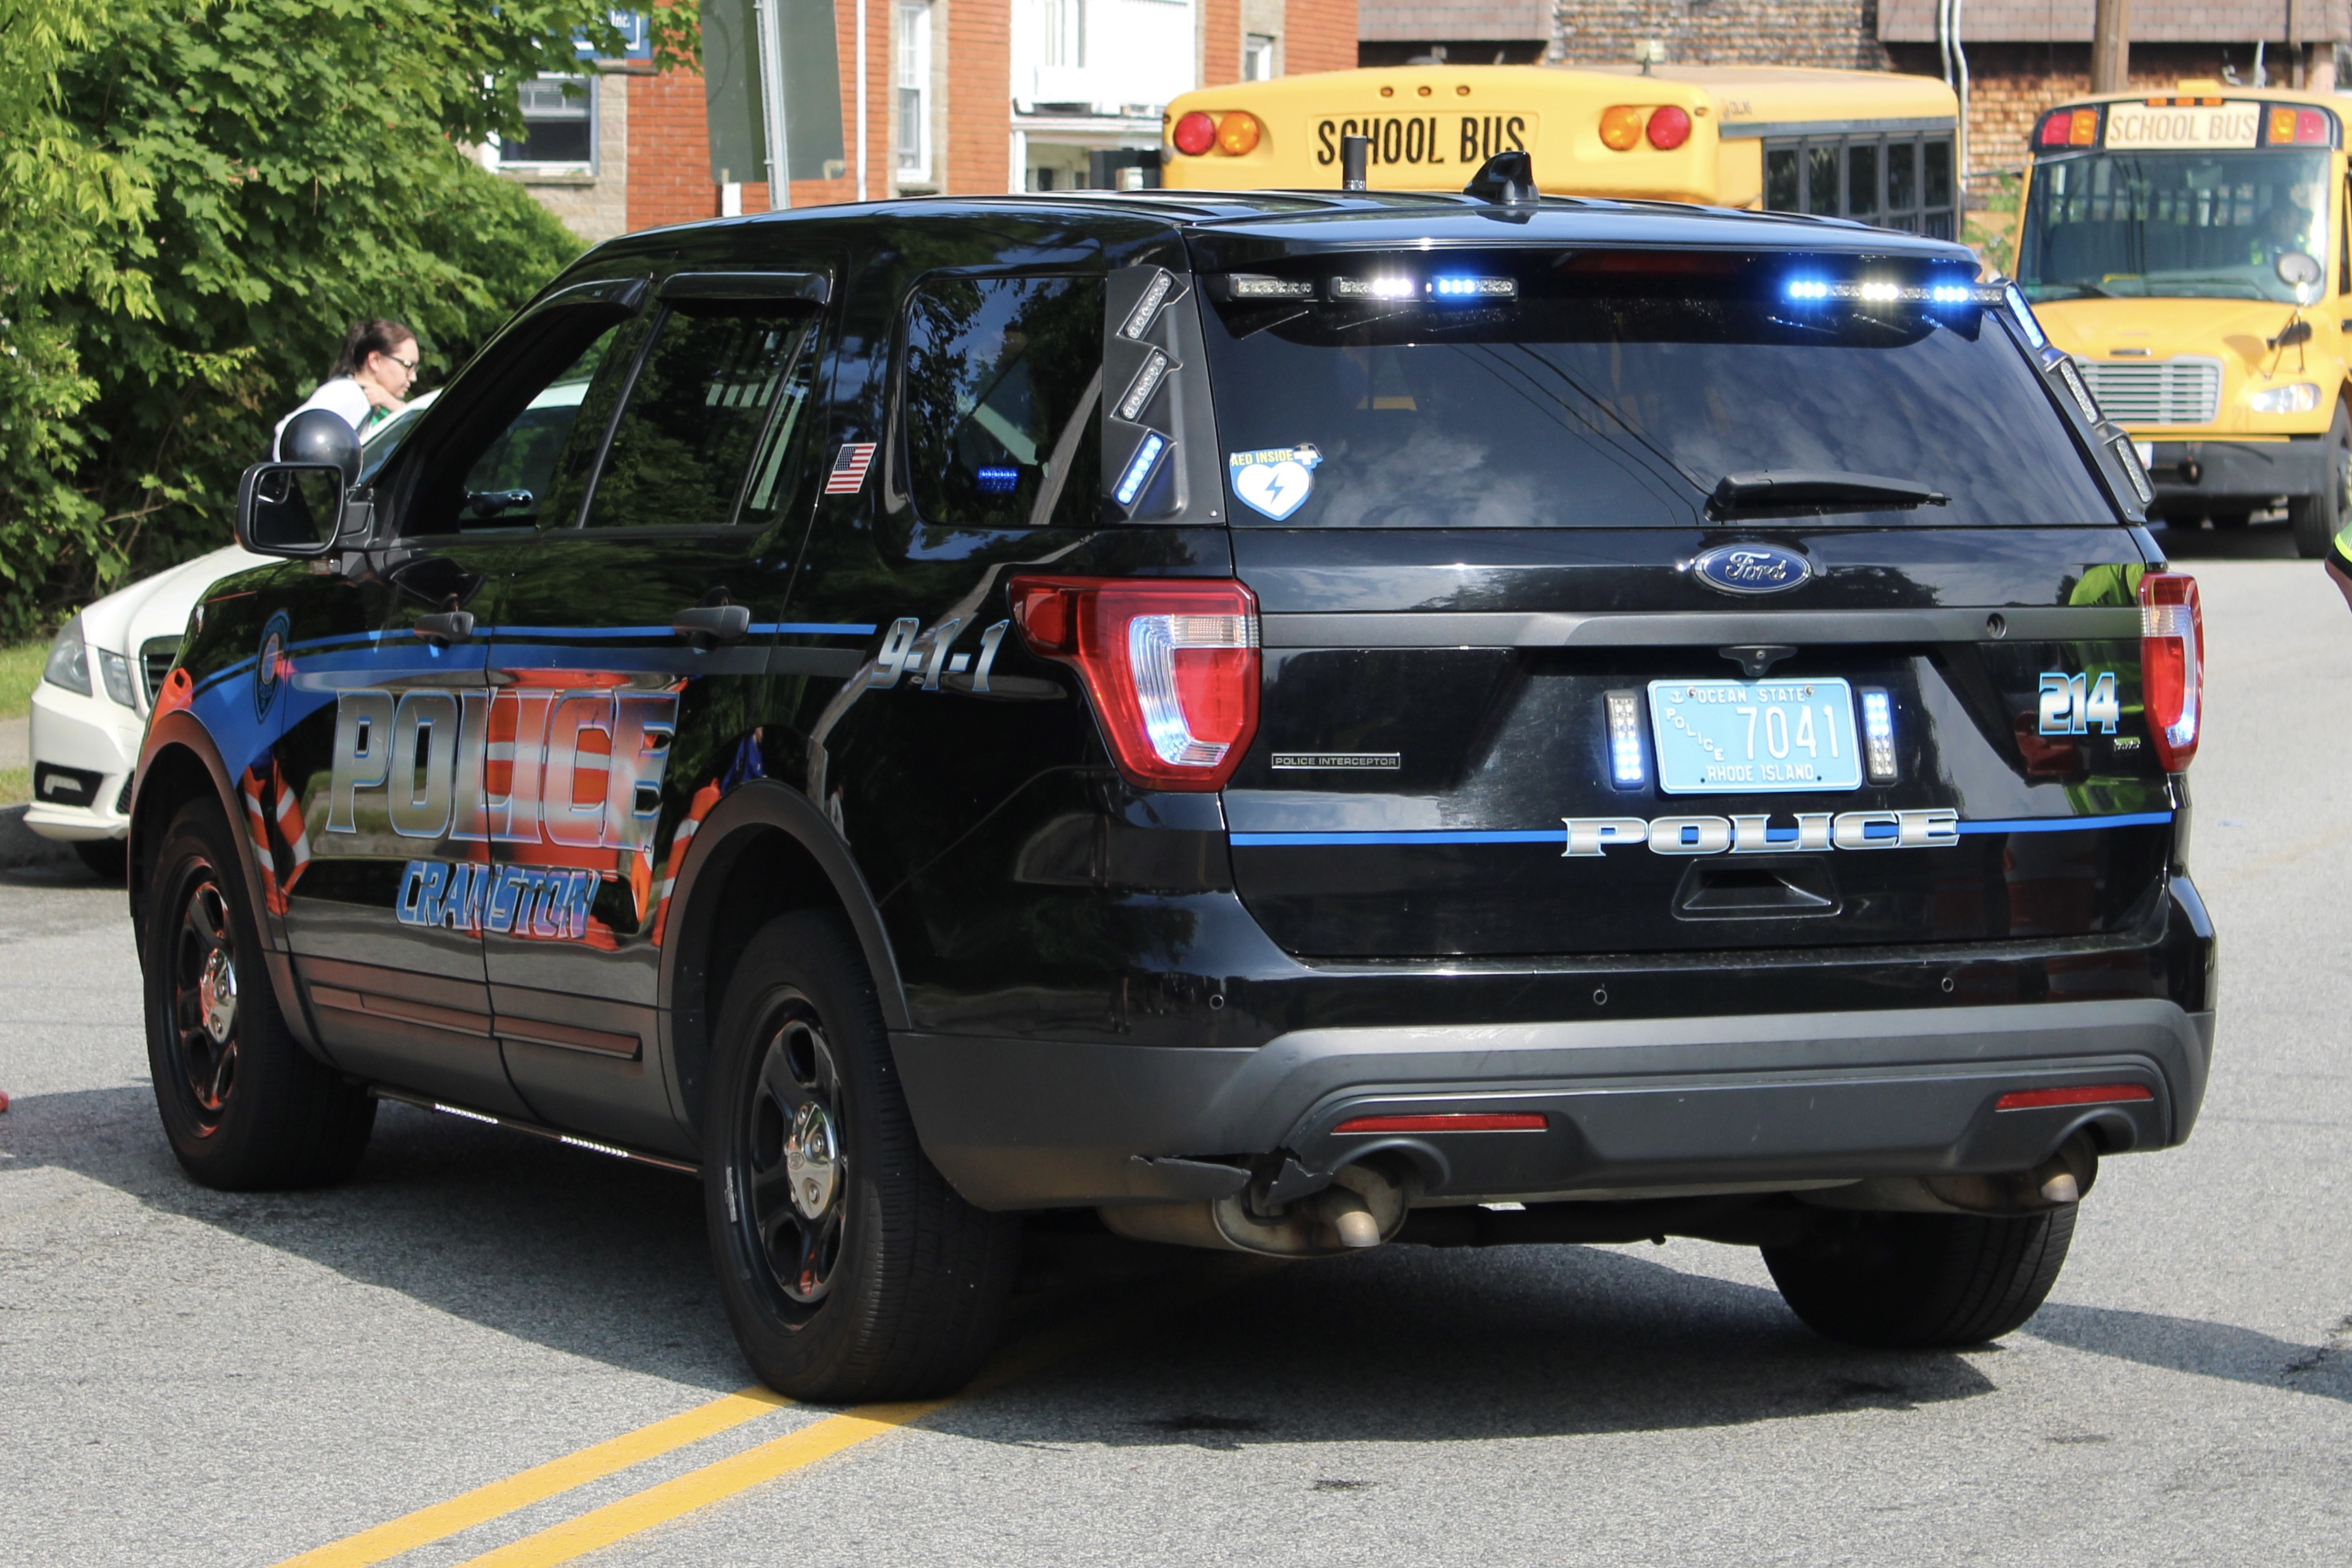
(2025, 1301), (2352, 1403)
(3, 1084), (751, 1391)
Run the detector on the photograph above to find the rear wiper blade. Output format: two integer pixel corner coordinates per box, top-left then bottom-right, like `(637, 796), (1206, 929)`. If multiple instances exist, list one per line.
(1708, 470), (1951, 518)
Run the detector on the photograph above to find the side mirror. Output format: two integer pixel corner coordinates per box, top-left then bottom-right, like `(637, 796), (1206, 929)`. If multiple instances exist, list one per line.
(2277, 249), (2324, 305)
(236, 462), (355, 557)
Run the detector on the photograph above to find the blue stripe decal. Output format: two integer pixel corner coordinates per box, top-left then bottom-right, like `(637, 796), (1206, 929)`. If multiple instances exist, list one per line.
(1953, 811), (2173, 834)
(1229, 810), (2173, 848)
(762, 622), (878, 636)
(478, 623), (877, 639)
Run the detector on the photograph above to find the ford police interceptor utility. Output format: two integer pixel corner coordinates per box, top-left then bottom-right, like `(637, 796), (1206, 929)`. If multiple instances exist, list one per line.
(132, 160), (2216, 1400)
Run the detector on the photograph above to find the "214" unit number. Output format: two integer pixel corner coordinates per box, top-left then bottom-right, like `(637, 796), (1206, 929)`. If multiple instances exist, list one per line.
(2039, 670), (2120, 735)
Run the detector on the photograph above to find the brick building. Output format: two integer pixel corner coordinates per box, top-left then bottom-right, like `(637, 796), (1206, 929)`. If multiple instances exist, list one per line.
(1334, 1), (2347, 192)
(491, 0), (1357, 239)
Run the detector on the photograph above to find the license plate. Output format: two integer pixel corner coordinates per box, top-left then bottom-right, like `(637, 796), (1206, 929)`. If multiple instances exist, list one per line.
(1647, 679), (1863, 794)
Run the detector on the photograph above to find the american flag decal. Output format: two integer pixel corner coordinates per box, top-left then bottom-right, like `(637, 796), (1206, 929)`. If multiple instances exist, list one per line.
(824, 441), (877, 495)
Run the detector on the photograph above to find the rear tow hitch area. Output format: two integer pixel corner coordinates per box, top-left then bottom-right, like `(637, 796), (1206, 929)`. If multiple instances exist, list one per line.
(1099, 1162), (1413, 1257)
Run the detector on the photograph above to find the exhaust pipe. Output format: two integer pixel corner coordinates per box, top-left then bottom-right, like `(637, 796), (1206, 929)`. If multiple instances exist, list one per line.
(1805, 1132), (2101, 1217)
(1100, 1162), (1409, 1256)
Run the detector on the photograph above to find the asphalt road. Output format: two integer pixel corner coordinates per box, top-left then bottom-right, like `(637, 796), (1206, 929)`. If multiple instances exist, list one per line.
(4, 532), (2350, 1568)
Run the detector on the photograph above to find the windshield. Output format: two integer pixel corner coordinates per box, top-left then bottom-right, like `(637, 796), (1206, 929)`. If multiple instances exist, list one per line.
(2018, 149), (2330, 302)
(1199, 251), (2113, 529)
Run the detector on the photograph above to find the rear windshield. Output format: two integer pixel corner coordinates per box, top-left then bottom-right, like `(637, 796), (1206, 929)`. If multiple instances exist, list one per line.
(1198, 250), (2113, 529)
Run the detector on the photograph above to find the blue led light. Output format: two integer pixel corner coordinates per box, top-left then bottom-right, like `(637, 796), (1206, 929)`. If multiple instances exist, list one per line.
(1114, 431), (1167, 507)
(1929, 284), (1973, 305)
(1785, 279), (1832, 301)
(976, 465), (1019, 495)
(1604, 690), (1647, 787)
(1430, 275), (1514, 301)
(1861, 687), (1898, 782)
(1863, 689), (1894, 741)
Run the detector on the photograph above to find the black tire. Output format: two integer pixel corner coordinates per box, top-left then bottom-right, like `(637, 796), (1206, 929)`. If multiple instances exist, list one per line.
(1763, 1206), (2075, 1349)
(703, 910), (1021, 1401)
(2287, 399), (2351, 559)
(73, 837), (129, 882)
(142, 797), (375, 1188)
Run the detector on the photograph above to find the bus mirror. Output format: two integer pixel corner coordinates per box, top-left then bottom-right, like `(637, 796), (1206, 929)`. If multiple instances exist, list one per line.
(2276, 250), (2323, 304)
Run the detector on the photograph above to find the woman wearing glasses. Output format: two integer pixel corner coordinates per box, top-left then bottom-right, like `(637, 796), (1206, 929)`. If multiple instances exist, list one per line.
(272, 318), (420, 456)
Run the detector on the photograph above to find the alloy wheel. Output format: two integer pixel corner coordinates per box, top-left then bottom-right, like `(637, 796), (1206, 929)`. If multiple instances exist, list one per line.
(740, 1003), (847, 1309)
(170, 877), (239, 1124)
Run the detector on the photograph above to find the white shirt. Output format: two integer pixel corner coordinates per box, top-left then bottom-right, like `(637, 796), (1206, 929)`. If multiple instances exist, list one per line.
(272, 377), (379, 458)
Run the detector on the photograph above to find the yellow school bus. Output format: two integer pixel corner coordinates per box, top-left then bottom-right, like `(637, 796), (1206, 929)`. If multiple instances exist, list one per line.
(1162, 64), (1961, 237)
(2017, 85), (2350, 555)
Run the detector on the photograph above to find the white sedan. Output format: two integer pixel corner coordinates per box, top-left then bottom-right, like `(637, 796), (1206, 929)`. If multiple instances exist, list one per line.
(25, 399), (434, 875)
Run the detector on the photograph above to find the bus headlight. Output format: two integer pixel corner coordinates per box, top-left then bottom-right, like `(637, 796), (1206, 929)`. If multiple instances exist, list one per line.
(2248, 381), (2320, 413)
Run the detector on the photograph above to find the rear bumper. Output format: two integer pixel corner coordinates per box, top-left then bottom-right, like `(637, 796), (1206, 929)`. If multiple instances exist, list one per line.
(896, 996), (2213, 1210)
(2145, 436), (2328, 507)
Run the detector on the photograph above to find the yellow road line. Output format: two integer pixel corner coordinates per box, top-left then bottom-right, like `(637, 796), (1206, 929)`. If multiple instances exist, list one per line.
(453, 1401), (947, 1568)
(272, 1386), (792, 1568)
(451, 1257), (1276, 1568)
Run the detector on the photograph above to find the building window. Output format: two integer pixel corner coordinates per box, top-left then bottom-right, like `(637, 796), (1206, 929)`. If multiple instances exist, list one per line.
(896, 1), (933, 183)
(497, 75), (596, 170)
(1042, 0), (1085, 68)
(1764, 134), (1956, 241)
(1244, 33), (1276, 80)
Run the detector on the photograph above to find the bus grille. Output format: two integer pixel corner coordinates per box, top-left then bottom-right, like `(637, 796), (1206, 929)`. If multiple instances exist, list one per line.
(2072, 356), (2223, 427)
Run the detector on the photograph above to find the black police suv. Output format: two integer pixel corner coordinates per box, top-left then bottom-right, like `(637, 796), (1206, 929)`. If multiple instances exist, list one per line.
(134, 173), (2215, 1400)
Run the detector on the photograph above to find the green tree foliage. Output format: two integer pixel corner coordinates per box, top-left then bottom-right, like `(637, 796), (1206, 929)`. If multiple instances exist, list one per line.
(0, 0), (695, 637)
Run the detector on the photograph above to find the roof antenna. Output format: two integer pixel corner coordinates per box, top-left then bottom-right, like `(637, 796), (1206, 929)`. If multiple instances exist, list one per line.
(1464, 150), (1538, 206)
(1341, 134), (1368, 191)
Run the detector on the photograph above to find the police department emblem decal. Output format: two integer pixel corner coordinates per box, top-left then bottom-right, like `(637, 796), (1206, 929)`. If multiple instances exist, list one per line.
(255, 612), (289, 721)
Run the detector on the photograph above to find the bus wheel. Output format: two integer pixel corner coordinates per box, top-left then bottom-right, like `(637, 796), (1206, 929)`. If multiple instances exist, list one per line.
(2288, 400), (2350, 559)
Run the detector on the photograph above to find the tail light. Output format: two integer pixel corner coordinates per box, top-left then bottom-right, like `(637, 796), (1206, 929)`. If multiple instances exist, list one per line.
(2139, 571), (2203, 772)
(1172, 111), (1217, 156)
(1216, 111), (1262, 155)
(1010, 577), (1261, 791)
(1645, 104), (1692, 149)
(1599, 104), (1645, 151)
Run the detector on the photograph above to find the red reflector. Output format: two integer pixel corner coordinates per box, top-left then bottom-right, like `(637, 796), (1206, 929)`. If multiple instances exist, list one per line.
(2138, 571), (2202, 772)
(1009, 575), (1261, 791)
(2298, 108), (2331, 144)
(1645, 104), (1692, 150)
(1333, 1112), (1549, 1134)
(2037, 113), (2071, 147)
(1995, 1083), (2154, 1111)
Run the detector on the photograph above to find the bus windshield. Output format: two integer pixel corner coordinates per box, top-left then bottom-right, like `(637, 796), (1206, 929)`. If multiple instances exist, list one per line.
(2018, 148), (2330, 303)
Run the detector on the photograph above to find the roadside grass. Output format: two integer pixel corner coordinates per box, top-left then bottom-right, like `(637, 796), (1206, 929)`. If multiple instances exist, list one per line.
(0, 639), (48, 722)
(0, 766), (26, 806)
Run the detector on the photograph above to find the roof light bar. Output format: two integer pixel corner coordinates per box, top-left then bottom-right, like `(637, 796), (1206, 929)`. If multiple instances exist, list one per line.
(1785, 278), (2001, 306)
(1228, 274), (1315, 299)
(1331, 276), (1418, 300)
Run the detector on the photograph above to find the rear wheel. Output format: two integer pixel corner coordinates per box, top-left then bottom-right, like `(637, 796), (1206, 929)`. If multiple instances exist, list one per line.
(703, 910), (1021, 1401)
(1762, 1207), (2075, 1348)
(2288, 399), (2351, 559)
(142, 798), (374, 1188)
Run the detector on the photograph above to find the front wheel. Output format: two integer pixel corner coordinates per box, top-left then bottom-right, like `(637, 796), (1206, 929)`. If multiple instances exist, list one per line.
(1762, 1207), (2075, 1349)
(703, 910), (1021, 1401)
(2287, 399), (2351, 559)
(142, 798), (375, 1188)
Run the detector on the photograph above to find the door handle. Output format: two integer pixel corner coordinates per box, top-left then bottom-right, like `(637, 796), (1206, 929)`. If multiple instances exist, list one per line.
(672, 604), (752, 648)
(414, 610), (475, 644)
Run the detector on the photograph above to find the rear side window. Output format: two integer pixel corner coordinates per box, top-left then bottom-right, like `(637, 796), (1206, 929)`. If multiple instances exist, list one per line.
(1200, 250), (2114, 529)
(899, 275), (1103, 529)
(586, 304), (820, 529)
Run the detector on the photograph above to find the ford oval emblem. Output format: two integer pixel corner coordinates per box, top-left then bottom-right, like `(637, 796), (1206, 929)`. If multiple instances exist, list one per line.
(1690, 543), (1813, 596)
